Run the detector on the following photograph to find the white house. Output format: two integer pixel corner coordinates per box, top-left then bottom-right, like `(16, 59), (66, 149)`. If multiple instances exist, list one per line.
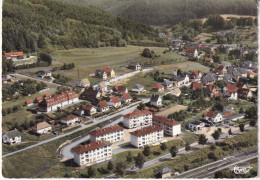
(60, 114), (80, 126)
(123, 110), (153, 129)
(128, 62), (142, 70)
(152, 116), (181, 136)
(131, 84), (146, 93)
(2, 129), (21, 145)
(130, 125), (164, 148)
(169, 87), (181, 97)
(38, 91), (79, 113)
(120, 93), (132, 104)
(108, 96), (121, 108)
(97, 100), (110, 112)
(204, 110), (223, 123)
(89, 125), (124, 143)
(25, 99), (33, 107)
(83, 104), (97, 116)
(150, 94), (162, 107)
(72, 141), (112, 166)
(186, 120), (205, 131)
(36, 122), (52, 134)
(39, 70), (52, 78)
(77, 78), (90, 88)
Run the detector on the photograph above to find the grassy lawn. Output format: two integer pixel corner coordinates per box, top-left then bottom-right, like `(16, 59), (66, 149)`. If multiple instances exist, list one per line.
(124, 128), (257, 178)
(2, 142), (38, 155)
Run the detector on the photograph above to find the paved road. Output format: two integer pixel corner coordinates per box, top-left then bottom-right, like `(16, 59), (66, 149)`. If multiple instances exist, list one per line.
(106, 126), (255, 178)
(3, 98), (150, 158)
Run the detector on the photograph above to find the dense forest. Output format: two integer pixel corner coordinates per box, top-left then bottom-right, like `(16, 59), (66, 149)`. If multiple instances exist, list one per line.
(59, 0), (257, 25)
(2, 0), (158, 53)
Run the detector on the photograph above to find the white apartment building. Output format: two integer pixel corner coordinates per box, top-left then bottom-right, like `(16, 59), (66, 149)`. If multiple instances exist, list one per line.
(38, 91), (79, 113)
(152, 116), (181, 136)
(130, 125), (164, 148)
(89, 125), (124, 143)
(72, 141), (112, 166)
(123, 110), (153, 129)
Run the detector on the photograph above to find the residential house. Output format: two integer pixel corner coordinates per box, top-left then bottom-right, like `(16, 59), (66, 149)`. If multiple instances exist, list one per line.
(235, 82), (248, 89)
(241, 61), (258, 70)
(203, 57), (214, 63)
(189, 70), (203, 82)
(2, 129), (21, 145)
(185, 48), (198, 58)
(158, 167), (172, 179)
(204, 110), (223, 123)
(237, 88), (252, 100)
(74, 108), (84, 117)
(113, 86), (128, 95)
(72, 141), (112, 166)
(128, 62), (142, 70)
(60, 114), (80, 126)
(39, 70), (52, 78)
(83, 104), (97, 116)
(77, 78), (90, 88)
(35, 96), (43, 103)
(224, 113), (245, 122)
(97, 100), (109, 112)
(169, 87), (181, 97)
(201, 73), (216, 85)
(247, 70), (257, 79)
(223, 73), (236, 84)
(186, 120), (205, 131)
(123, 110), (153, 129)
(150, 94), (162, 107)
(89, 125), (124, 143)
(214, 65), (227, 75)
(152, 116), (181, 136)
(221, 61), (232, 67)
(191, 82), (202, 90)
(120, 93), (132, 104)
(92, 82), (108, 95)
(4, 51), (24, 61)
(38, 91), (79, 113)
(84, 88), (101, 99)
(25, 99), (33, 107)
(131, 84), (145, 93)
(162, 79), (173, 89)
(108, 96), (121, 108)
(36, 122), (52, 134)
(171, 72), (190, 87)
(205, 84), (219, 97)
(130, 125), (164, 148)
(223, 84), (238, 100)
(102, 67), (116, 78)
(151, 83), (164, 92)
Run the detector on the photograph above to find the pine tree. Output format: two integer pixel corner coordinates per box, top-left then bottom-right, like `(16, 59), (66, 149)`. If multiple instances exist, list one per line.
(107, 160), (113, 171)
(160, 143), (167, 151)
(169, 145), (178, 157)
(134, 153), (145, 169)
(198, 134), (208, 145)
(143, 145), (151, 156)
(126, 151), (133, 162)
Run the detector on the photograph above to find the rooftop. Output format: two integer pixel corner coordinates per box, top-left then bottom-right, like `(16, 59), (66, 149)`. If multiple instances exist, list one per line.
(130, 125), (163, 137)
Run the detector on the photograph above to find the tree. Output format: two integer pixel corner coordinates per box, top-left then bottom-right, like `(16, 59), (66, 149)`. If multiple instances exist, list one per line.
(228, 128), (232, 135)
(239, 124), (245, 132)
(185, 143), (191, 151)
(212, 130), (220, 140)
(87, 166), (96, 177)
(208, 152), (218, 160)
(137, 103), (145, 110)
(143, 145), (151, 156)
(107, 160), (113, 171)
(198, 134), (208, 145)
(239, 107), (244, 113)
(205, 15), (225, 30)
(169, 145), (178, 157)
(134, 153), (145, 169)
(126, 151), (133, 162)
(160, 143), (167, 151)
(39, 53), (53, 66)
(115, 162), (126, 177)
(249, 120), (257, 127)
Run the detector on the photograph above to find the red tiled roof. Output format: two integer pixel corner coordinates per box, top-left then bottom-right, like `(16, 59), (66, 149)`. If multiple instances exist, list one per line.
(36, 122), (51, 130)
(72, 141), (109, 154)
(206, 84), (218, 92)
(130, 125), (163, 137)
(190, 70), (203, 77)
(89, 125), (124, 137)
(148, 107), (158, 113)
(44, 93), (51, 97)
(4, 52), (24, 57)
(214, 65), (224, 72)
(83, 104), (93, 111)
(225, 84), (236, 93)
(186, 48), (196, 53)
(153, 116), (180, 126)
(235, 82), (245, 89)
(25, 99), (33, 104)
(121, 93), (131, 100)
(204, 57), (213, 61)
(36, 96), (43, 101)
(98, 100), (108, 108)
(214, 92), (221, 97)
(61, 114), (78, 121)
(110, 96), (121, 103)
(253, 68), (258, 73)
(152, 83), (164, 89)
(200, 45), (207, 50)
(114, 86), (127, 93)
(237, 88), (250, 95)
(222, 111), (233, 117)
(204, 110), (217, 118)
(103, 67), (113, 74)
(191, 82), (202, 90)
(123, 110), (153, 119)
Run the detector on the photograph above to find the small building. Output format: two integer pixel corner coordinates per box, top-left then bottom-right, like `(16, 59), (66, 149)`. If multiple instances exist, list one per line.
(203, 57), (214, 63)
(189, 70), (203, 82)
(96, 67), (116, 80)
(158, 166), (172, 179)
(4, 51), (24, 61)
(162, 79), (173, 89)
(89, 125), (124, 143)
(201, 73), (216, 85)
(108, 96), (121, 108)
(36, 122), (52, 134)
(113, 86), (128, 95)
(72, 141), (112, 166)
(223, 84), (238, 100)
(186, 48), (198, 58)
(35, 96), (43, 103)
(25, 99), (33, 107)
(39, 70), (52, 78)
(74, 109), (84, 117)
(151, 83), (164, 92)
(77, 78), (90, 88)
(130, 125), (164, 148)
(123, 110), (153, 129)
(237, 88), (252, 100)
(169, 87), (181, 97)
(84, 88), (101, 99)
(97, 100), (109, 112)
(150, 94), (162, 107)
(205, 84), (219, 97)
(191, 82), (202, 90)
(2, 129), (21, 145)
(92, 82), (108, 93)
(60, 114), (80, 126)
(224, 113), (245, 122)
(128, 62), (142, 71)
(204, 110), (223, 123)
(171, 72), (190, 87)
(131, 84), (145, 93)
(121, 93), (132, 104)
(186, 120), (205, 131)
(152, 116), (181, 136)
(83, 104), (97, 116)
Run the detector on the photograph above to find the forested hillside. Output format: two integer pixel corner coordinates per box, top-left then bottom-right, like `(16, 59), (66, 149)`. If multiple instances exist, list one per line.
(59, 0), (257, 25)
(2, 0), (158, 53)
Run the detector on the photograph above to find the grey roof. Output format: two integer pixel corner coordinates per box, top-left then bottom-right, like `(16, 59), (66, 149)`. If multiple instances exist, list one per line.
(150, 94), (161, 102)
(221, 61), (231, 67)
(223, 73), (235, 84)
(163, 79), (173, 86)
(128, 62), (140, 66)
(40, 70), (51, 75)
(201, 73), (216, 84)
(159, 166), (172, 174)
(132, 84), (143, 90)
(225, 113), (245, 120)
(4, 129), (21, 138)
(188, 120), (201, 125)
(172, 73), (188, 82)
(237, 67), (247, 74)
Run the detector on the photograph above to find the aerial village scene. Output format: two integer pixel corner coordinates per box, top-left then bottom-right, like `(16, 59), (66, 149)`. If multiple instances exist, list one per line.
(1, 0), (258, 179)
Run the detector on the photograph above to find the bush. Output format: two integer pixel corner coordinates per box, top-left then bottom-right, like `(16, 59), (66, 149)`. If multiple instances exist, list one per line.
(208, 152), (218, 160)
(153, 151), (161, 156)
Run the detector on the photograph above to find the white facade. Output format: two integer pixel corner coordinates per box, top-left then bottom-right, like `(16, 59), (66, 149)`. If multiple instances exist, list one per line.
(123, 111), (153, 129)
(37, 126), (52, 134)
(72, 143), (112, 166)
(205, 113), (223, 123)
(153, 121), (181, 136)
(2, 134), (21, 145)
(90, 130), (124, 143)
(60, 116), (79, 126)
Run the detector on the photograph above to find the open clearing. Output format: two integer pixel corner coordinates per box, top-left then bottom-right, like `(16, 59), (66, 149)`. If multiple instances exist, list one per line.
(200, 14), (257, 23)
(155, 105), (188, 117)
